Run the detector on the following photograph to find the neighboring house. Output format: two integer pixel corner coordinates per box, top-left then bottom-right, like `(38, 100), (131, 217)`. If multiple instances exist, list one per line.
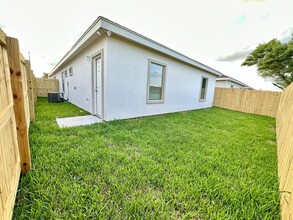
(49, 16), (222, 121)
(216, 74), (252, 89)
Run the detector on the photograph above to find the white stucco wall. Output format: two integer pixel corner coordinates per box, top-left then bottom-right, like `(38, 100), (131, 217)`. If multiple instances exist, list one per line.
(54, 36), (107, 113)
(105, 36), (217, 121)
(215, 80), (228, 88)
(228, 81), (244, 89)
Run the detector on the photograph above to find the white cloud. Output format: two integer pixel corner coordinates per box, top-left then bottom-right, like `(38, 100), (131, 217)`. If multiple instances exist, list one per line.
(280, 28), (293, 43)
(0, 0), (292, 89)
(217, 48), (253, 62)
(234, 14), (248, 26)
(217, 26), (293, 64)
(241, 0), (269, 2)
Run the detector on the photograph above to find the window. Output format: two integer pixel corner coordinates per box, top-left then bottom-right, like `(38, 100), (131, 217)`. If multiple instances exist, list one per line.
(147, 60), (166, 103)
(64, 70), (68, 77)
(69, 67), (73, 76)
(199, 77), (208, 101)
(230, 85), (234, 88)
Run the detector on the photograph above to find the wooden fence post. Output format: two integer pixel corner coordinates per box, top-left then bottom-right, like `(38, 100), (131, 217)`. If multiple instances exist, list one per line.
(25, 60), (35, 121)
(6, 37), (31, 173)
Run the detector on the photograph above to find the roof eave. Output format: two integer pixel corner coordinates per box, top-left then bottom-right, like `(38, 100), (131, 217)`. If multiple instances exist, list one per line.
(50, 16), (222, 77)
(100, 18), (222, 76)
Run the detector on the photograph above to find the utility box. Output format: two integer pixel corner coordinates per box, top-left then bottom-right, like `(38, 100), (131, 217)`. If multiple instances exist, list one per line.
(48, 92), (64, 103)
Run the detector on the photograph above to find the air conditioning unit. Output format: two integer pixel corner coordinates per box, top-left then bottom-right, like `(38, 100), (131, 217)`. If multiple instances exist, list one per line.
(48, 92), (64, 103)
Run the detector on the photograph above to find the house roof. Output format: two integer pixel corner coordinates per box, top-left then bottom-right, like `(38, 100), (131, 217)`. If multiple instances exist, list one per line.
(50, 16), (222, 77)
(216, 74), (251, 88)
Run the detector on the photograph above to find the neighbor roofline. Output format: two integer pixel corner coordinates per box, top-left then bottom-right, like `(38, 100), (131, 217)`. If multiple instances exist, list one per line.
(49, 16), (222, 77)
(216, 77), (249, 87)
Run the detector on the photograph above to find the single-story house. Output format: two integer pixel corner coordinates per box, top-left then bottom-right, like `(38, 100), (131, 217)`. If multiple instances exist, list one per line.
(216, 74), (252, 89)
(49, 16), (222, 121)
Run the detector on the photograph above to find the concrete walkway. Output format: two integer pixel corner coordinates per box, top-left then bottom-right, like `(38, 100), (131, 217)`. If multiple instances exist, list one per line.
(56, 115), (102, 128)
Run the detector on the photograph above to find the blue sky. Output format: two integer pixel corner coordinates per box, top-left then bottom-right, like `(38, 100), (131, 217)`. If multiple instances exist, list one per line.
(1, 0), (292, 91)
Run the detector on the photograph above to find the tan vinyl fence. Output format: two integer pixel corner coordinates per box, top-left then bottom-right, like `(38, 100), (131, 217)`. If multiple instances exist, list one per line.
(36, 78), (59, 97)
(276, 83), (293, 219)
(0, 29), (33, 220)
(213, 88), (281, 117)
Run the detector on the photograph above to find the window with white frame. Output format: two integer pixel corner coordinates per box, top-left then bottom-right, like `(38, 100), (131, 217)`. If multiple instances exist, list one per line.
(64, 69), (68, 77)
(69, 67), (73, 76)
(147, 60), (166, 103)
(199, 77), (208, 101)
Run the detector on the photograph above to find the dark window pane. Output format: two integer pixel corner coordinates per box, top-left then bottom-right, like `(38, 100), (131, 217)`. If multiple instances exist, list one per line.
(200, 78), (208, 100)
(202, 78), (207, 89)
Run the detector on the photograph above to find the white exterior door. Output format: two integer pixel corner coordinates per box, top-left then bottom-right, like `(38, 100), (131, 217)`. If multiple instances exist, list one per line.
(94, 57), (102, 117)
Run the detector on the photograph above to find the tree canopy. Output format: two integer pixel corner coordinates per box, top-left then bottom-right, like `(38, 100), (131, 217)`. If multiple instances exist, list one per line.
(42, 73), (49, 79)
(242, 37), (293, 90)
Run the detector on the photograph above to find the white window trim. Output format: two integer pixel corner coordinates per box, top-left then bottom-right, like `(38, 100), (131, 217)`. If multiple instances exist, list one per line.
(146, 59), (167, 104)
(64, 69), (68, 78)
(199, 76), (208, 102)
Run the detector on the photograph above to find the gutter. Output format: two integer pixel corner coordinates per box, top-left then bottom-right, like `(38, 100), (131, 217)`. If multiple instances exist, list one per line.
(216, 77), (248, 87)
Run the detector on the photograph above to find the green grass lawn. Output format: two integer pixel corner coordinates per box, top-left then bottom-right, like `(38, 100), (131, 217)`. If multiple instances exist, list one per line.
(13, 98), (280, 219)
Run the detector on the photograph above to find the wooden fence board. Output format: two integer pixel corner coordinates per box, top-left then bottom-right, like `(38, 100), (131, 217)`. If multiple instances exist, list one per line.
(25, 61), (35, 121)
(0, 29), (22, 220)
(6, 37), (31, 173)
(31, 72), (37, 103)
(213, 88), (281, 117)
(276, 83), (293, 218)
(36, 78), (59, 97)
(20, 59), (30, 127)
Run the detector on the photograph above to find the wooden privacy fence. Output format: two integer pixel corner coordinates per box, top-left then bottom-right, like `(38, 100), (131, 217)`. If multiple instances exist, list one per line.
(0, 29), (34, 220)
(213, 85), (293, 218)
(213, 88), (281, 117)
(36, 78), (59, 97)
(276, 83), (293, 219)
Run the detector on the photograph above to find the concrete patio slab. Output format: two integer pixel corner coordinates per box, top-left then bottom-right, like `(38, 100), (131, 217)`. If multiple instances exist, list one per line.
(56, 115), (102, 128)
